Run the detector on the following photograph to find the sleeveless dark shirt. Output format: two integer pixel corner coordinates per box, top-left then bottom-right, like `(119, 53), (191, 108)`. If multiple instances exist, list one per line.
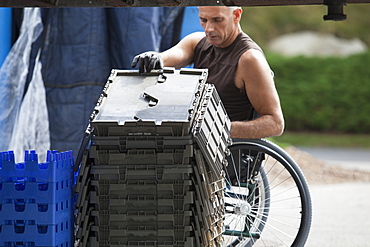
(193, 32), (262, 121)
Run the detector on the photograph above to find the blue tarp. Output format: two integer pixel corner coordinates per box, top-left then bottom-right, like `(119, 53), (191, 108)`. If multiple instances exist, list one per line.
(1, 7), (184, 159)
(180, 6), (203, 39)
(42, 8), (184, 157)
(0, 8), (12, 67)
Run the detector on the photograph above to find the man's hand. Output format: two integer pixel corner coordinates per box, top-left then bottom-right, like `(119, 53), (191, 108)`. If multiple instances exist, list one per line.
(131, 52), (163, 74)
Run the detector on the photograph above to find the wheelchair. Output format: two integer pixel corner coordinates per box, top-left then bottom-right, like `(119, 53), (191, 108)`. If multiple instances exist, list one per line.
(221, 138), (312, 247)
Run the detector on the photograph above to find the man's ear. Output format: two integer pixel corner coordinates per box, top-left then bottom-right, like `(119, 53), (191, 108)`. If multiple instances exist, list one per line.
(234, 8), (242, 23)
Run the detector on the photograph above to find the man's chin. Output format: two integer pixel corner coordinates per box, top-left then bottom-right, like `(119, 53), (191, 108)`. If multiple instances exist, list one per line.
(207, 38), (220, 46)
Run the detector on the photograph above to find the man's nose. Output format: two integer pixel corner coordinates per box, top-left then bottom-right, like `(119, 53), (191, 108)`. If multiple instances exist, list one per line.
(204, 22), (214, 32)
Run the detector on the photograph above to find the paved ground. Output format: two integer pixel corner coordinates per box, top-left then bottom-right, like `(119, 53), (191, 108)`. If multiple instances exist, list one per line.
(299, 147), (370, 172)
(298, 147), (370, 247)
(306, 182), (370, 247)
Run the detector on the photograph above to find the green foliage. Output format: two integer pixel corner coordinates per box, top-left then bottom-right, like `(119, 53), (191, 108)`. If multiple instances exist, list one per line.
(238, 4), (370, 133)
(241, 4), (370, 47)
(267, 52), (370, 133)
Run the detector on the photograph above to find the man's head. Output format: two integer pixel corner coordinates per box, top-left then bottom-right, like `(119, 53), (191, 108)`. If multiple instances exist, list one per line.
(198, 6), (242, 48)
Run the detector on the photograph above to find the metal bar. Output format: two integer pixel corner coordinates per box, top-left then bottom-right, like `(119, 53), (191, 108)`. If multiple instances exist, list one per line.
(1, 0), (370, 7)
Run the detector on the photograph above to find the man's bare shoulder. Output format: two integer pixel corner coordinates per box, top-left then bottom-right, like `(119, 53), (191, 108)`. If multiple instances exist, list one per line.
(236, 48), (272, 88)
(238, 48), (271, 76)
(182, 32), (206, 46)
(174, 32), (206, 53)
(187, 31), (206, 40)
(239, 48), (266, 65)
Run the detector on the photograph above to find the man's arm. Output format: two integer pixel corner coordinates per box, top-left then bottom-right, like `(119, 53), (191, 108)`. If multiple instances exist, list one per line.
(160, 32), (205, 68)
(131, 32), (204, 73)
(231, 49), (285, 139)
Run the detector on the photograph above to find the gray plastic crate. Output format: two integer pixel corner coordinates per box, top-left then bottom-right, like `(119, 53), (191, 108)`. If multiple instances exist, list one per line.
(89, 180), (194, 198)
(193, 84), (231, 178)
(191, 149), (225, 246)
(90, 68), (208, 137)
(91, 135), (194, 152)
(89, 148), (194, 167)
(74, 69), (230, 247)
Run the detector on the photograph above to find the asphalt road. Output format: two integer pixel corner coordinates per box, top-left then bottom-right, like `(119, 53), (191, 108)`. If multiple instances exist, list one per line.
(298, 147), (370, 247)
(298, 147), (370, 172)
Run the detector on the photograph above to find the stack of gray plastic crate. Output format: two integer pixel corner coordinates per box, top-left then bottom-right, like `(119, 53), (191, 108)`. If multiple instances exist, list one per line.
(74, 68), (231, 247)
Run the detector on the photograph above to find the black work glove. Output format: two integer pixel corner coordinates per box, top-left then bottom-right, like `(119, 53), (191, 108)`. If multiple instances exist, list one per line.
(131, 51), (163, 74)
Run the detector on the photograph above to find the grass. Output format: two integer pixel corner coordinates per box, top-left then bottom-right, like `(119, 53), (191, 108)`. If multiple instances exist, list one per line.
(269, 131), (370, 149)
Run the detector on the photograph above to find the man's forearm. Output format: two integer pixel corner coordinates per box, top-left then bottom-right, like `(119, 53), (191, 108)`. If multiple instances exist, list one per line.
(230, 115), (284, 139)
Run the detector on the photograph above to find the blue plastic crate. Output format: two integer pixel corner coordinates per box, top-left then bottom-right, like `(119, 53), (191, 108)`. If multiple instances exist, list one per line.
(0, 218), (73, 247)
(0, 150), (75, 247)
(0, 197), (73, 225)
(0, 179), (73, 204)
(0, 150), (74, 183)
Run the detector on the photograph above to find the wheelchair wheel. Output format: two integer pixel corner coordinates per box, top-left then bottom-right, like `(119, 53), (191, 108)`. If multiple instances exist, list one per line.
(222, 139), (312, 247)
